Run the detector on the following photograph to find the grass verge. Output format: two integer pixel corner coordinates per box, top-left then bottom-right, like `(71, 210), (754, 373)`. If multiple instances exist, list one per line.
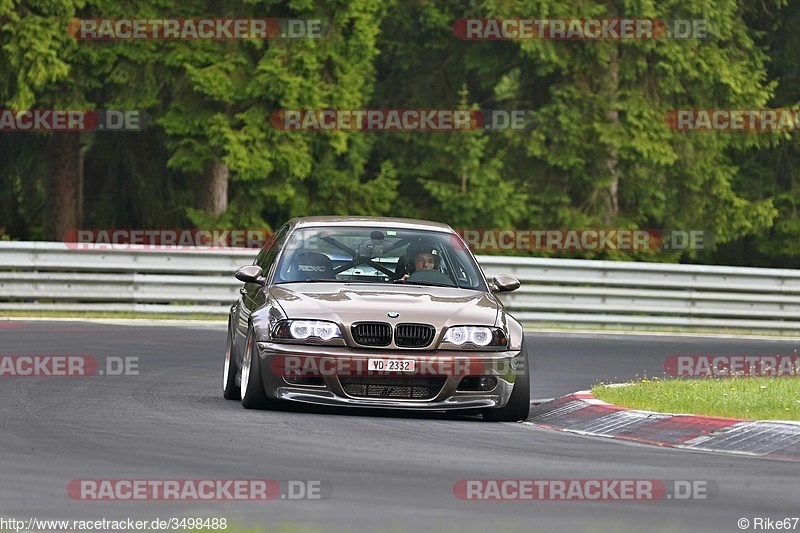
(592, 376), (800, 421)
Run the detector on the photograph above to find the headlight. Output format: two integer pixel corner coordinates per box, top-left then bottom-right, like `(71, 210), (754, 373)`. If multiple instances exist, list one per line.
(274, 320), (342, 342)
(443, 326), (507, 347)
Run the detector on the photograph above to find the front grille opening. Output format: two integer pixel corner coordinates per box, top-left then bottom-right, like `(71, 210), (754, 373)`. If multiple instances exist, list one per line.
(457, 377), (482, 391)
(352, 322), (392, 346)
(339, 376), (446, 400)
(395, 323), (435, 348)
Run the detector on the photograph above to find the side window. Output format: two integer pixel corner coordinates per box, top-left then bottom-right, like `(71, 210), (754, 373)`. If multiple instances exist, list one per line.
(254, 225), (289, 277)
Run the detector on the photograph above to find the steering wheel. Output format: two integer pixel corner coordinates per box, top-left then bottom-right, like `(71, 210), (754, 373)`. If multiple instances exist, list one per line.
(404, 269), (456, 286)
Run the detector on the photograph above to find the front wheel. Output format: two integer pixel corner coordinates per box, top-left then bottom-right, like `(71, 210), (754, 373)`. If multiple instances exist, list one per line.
(222, 322), (240, 400)
(240, 327), (272, 410)
(482, 349), (530, 422)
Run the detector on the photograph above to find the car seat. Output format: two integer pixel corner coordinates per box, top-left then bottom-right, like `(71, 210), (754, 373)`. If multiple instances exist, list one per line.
(285, 251), (336, 281)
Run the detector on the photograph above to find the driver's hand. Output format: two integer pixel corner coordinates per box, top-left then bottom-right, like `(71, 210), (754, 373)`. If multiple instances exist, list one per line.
(401, 274), (409, 280)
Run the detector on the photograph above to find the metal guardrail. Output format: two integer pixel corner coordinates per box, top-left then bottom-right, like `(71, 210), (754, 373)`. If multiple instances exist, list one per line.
(0, 242), (251, 315)
(1, 241), (799, 333)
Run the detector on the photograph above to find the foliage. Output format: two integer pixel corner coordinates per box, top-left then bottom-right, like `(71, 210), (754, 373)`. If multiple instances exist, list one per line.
(1, 0), (799, 266)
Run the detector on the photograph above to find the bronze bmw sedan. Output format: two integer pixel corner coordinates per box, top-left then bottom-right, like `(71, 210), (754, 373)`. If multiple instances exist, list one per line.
(222, 216), (529, 421)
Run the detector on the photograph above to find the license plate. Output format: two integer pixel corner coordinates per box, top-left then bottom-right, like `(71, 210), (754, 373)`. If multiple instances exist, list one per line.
(367, 358), (416, 372)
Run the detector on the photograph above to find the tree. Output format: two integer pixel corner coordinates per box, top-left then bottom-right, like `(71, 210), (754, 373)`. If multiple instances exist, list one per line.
(0, 0), (91, 239)
(480, 0), (781, 260)
(724, 0), (800, 266)
(213, 0), (396, 224)
(369, 0), (529, 229)
(0, 0), (162, 239)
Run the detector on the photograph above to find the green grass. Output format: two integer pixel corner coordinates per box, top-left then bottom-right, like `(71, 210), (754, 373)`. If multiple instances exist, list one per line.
(592, 376), (800, 421)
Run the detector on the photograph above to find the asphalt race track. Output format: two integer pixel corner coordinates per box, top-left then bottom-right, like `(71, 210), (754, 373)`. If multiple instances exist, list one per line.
(2, 320), (800, 533)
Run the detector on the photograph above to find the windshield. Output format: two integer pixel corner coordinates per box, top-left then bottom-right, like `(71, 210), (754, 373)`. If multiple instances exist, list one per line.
(273, 226), (487, 290)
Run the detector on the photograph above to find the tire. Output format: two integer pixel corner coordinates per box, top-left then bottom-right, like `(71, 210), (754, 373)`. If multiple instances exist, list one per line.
(240, 326), (272, 409)
(482, 347), (531, 422)
(222, 321), (240, 400)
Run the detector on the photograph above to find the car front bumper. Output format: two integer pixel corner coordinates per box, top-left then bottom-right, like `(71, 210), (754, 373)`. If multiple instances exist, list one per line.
(255, 342), (522, 410)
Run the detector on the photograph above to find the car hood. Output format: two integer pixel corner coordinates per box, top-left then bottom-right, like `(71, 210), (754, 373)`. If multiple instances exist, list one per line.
(269, 283), (501, 327)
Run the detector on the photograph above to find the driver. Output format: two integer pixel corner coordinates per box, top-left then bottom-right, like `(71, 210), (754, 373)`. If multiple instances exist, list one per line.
(400, 240), (441, 280)
(412, 251), (437, 272)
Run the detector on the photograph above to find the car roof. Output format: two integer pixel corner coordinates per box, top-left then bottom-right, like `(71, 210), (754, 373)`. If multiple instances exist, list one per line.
(286, 216), (454, 233)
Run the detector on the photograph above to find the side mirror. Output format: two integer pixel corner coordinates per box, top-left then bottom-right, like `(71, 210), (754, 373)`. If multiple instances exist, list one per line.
(235, 265), (266, 285)
(492, 274), (520, 293)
